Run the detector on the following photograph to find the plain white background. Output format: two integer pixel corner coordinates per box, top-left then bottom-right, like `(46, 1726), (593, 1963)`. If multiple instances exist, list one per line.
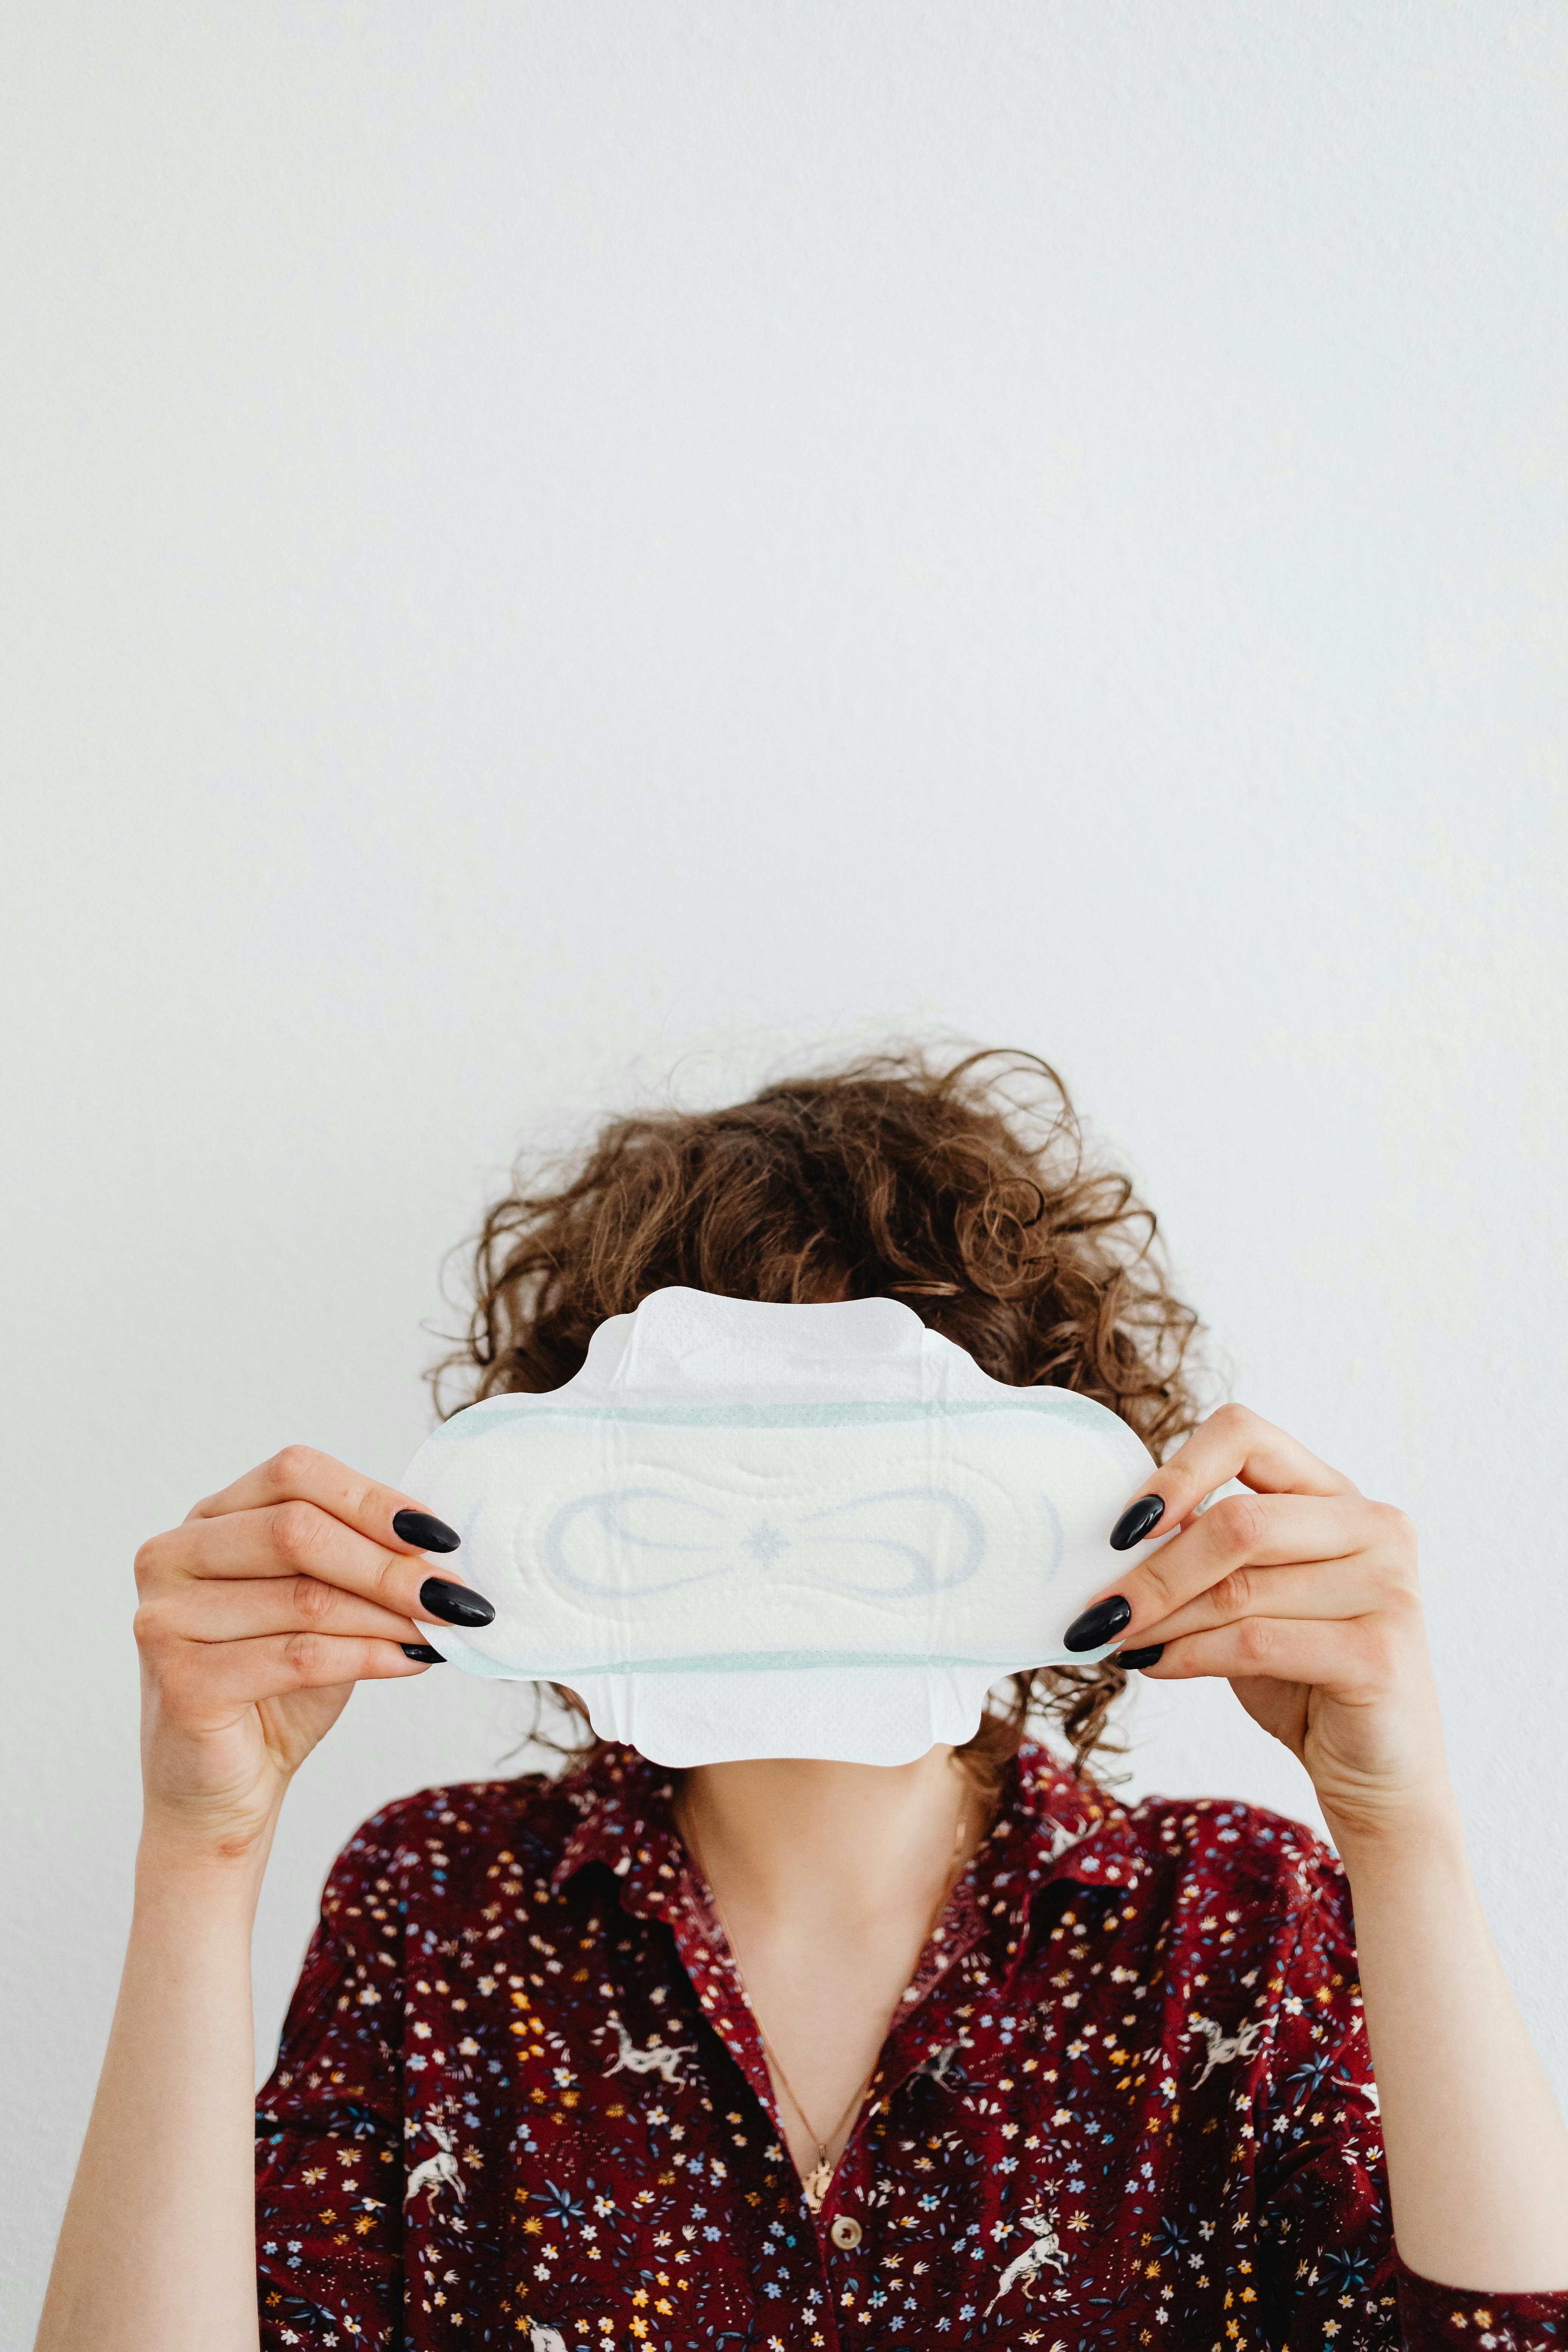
(4, 4), (1566, 2334)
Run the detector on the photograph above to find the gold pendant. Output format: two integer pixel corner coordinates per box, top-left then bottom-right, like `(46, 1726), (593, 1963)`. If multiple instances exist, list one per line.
(802, 2159), (833, 2214)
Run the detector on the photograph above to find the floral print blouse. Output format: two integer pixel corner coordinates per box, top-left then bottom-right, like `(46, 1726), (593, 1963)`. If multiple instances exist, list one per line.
(255, 1740), (1566, 2350)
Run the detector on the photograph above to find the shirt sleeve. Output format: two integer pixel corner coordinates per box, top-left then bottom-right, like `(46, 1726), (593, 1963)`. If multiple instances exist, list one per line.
(1251, 1848), (1568, 2351)
(254, 1807), (409, 2349)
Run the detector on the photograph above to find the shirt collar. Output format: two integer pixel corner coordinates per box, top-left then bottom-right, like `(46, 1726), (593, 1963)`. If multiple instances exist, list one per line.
(548, 1734), (1144, 1920)
(548, 1745), (684, 1914)
(967, 1737), (1146, 1957)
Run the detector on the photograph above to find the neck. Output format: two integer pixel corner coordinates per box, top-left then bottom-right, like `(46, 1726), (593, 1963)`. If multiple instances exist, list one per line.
(673, 1748), (988, 2198)
(677, 1748), (978, 1929)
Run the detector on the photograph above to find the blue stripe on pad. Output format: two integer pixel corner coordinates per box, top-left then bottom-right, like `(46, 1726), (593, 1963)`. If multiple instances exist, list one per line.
(430, 1394), (1115, 1439)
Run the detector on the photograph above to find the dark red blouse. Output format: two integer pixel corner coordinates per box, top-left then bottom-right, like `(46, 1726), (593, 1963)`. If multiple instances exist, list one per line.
(255, 1741), (1567, 2350)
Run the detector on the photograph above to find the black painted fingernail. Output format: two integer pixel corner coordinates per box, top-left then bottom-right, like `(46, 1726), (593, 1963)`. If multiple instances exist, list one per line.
(419, 1575), (495, 1627)
(1118, 1644), (1164, 1670)
(401, 1643), (447, 1663)
(1063, 1595), (1132, 1652)
(1110, 1495), (1166, 1550)
(393, 1509), (461, 1553)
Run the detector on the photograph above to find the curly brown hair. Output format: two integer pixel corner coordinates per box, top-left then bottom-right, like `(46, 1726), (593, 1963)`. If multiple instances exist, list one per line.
(432, 1047), (1206, 1790)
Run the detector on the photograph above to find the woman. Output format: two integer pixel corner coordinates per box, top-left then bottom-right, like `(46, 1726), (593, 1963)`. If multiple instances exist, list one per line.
(37, 1051), (1568, 2350)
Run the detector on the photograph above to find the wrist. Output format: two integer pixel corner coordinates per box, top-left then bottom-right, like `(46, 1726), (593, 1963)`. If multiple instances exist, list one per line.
(1325, 1790), (1470, 1887)
(137, 1796), (282, 1903)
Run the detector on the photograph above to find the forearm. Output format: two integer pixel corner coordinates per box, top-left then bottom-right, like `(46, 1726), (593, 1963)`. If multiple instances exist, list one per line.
(34, 1829), (271, 2352)
(1337, 1803), (1568, 2291)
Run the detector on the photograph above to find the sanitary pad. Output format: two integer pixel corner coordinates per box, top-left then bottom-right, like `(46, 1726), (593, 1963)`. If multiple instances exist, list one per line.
(401, 1287), (1163, 1767)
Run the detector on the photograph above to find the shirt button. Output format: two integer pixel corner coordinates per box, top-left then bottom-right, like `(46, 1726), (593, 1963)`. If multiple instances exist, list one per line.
(830, 2215), (862, 2250)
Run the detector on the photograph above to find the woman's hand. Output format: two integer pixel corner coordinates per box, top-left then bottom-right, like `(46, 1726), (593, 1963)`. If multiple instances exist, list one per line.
(35, 1457), (494, 2352)
(132, 1446), (492, 1866)
(1064, 1401), (1568, 2289)
(1065, 1402), (1452, 1848)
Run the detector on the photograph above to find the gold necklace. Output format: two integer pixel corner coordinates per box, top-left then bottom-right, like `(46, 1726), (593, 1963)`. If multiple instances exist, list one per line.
(678, 1789), (972, 2214)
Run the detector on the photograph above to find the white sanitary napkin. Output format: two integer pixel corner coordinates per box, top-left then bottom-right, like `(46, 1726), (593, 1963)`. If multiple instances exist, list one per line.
(401, 1286), (1163, 1767)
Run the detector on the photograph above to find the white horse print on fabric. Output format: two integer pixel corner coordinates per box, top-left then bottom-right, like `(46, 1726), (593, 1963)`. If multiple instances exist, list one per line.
(1189, 2013), (1264, 2086)
(404, 2112), (467, 2210)
(598, 2017), (691, 2088)
(912, 2040), (966, 2087)
(1344, 2075), (1381, 2120)
(985, 2205), (1068, 2313)
(529, 2328), (568, 2352)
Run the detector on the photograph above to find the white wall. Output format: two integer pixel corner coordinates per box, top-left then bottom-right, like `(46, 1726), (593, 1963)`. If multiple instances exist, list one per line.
(4, 3), (1566, 2333)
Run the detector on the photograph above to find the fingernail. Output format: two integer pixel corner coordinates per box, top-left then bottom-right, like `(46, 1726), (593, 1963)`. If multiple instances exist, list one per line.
(1118, 1644), (1164, 1670)
(1063, 1595), (1132, 1652)
(401, 1643), (447, 1664)
(1110, 1495), (1166, 1551)
(419, 1575), (495, 1628)
(393, 1509), (461, 1553)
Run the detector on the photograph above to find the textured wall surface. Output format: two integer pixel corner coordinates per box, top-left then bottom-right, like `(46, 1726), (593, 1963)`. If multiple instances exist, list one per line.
(3, 4), (1566, 2334)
